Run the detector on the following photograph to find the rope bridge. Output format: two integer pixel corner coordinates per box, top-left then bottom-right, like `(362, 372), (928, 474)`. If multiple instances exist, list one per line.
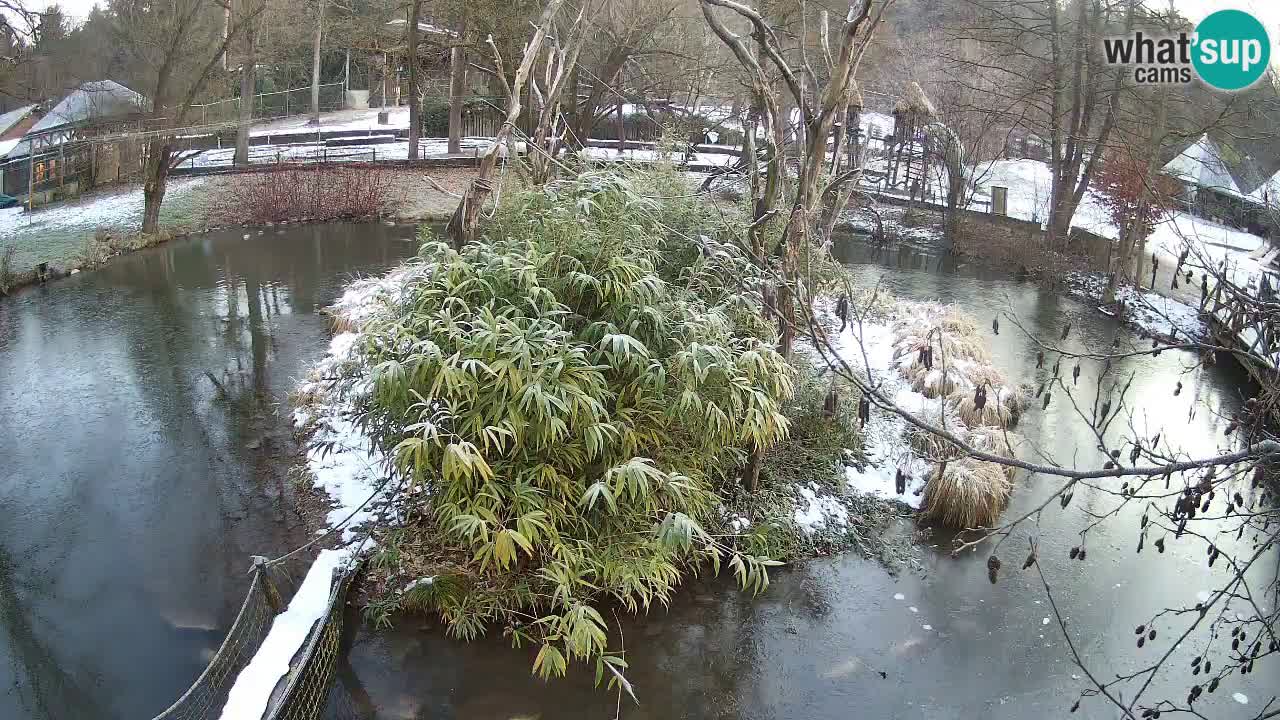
(149, 556), (367, 720)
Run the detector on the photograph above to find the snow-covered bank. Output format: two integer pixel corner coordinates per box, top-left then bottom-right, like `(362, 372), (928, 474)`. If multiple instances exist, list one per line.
(0, 177), (211, 274)
(1064, 271), (1207, 341)
(967, 159), (1270, 288)
(293, 264), (430, 539)
(833, 321), (930, 508)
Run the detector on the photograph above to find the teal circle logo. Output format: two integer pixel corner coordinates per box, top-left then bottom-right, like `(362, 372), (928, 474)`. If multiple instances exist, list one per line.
(1193, 9), (1270, 91)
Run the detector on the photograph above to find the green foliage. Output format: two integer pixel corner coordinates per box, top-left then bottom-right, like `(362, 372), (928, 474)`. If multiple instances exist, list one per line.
(714, 364), (872, 560)
(353, 169), (793, 680)
(419, 97), (498, 138)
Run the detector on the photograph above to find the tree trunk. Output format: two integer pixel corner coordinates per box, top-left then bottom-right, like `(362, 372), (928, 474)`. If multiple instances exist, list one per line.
(309, 0), (324, 126)
(447, 0), (565, 248)
(234, 26), (257, 166)
(142, 137), (171, 235)
(407, 0), (422, 160)
(743, 442), (763, 491)
(615, 100), (624, 153)
(447, 38), (466, 154)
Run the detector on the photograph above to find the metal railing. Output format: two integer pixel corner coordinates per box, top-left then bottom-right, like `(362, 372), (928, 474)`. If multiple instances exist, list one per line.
(191, 83), (345, 127)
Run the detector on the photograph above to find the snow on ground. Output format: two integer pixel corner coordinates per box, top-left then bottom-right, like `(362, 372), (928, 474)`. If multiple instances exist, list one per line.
(0, 177), (210, 273)
(808, 299), (1030, 521)
(968, 159), (1271, 286)
(183, 137), (499, 169)
(1065, 271), (1207, 341)
(833, 321), (935, 510)
(577, 146), (737, 167)
(217, 548), (351, 720)
(793, 483), (851, 530)
(249, 106), (412, 136)
(791, 313), (935, 520)
(293, 264), (430, 540)
(1119, 286), (1205, 340)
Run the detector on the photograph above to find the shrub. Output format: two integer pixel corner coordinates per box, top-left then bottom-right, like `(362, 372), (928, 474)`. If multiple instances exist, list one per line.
(0, 243), (15, 295)
(207, 165), (392, 225)
(353, 169), (791, 680)
(922, 457), (1011, 528)
(420, 98), (499, 138)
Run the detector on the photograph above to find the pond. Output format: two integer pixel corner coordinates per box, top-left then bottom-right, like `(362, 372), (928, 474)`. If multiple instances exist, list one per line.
(1, 226), (1273, 720)
(0, 223), (419, 719)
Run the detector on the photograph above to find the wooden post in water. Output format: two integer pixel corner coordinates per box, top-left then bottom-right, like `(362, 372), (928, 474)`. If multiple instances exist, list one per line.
(252, 556), (285, 613)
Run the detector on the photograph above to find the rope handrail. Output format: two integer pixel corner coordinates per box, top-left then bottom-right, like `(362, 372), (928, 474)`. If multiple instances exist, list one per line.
(149, 570), (270, 720)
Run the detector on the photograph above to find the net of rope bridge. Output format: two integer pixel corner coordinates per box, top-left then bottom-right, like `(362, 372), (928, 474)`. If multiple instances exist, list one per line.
(145, 554), (364, 720)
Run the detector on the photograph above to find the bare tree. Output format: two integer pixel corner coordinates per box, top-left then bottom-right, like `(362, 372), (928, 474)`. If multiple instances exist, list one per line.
(446, 0), (566, 248)
(946, 0), (1131, 249)
(111, 0), (265, 233)
(526, 2), (593, 184)
(447, 17), (466, 154)
(309, 0), (325, 126)
(233, 0), (260, 167)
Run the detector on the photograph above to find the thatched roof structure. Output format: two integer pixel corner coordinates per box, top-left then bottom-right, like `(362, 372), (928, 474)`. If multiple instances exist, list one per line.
(894, 81), (937, 118)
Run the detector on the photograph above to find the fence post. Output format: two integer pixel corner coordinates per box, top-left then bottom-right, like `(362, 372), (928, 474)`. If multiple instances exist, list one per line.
(252, 557), (285, 613)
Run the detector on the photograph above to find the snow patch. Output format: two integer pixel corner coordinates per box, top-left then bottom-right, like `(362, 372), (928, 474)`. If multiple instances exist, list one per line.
(793, 483), (850, 531)
(217, 548), (352, 720)
(294, 265), (431, 541)
(401, 576), (435, 593)
(1233, 693), (1249, 705)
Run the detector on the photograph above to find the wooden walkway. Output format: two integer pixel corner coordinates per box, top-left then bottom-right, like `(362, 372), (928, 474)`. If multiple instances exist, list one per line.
(1204, 262), (1280, 385)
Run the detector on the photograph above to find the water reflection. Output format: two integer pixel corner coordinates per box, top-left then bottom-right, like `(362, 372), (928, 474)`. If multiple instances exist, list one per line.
(0, 224), (418, 719)
(341, 233), (1276, 719)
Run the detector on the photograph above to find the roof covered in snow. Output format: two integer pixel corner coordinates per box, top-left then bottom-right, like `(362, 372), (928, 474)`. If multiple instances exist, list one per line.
(29, 81), (149, 134)
(1162, 134), (1242, 196)
(0, 104), (37, 137)
(2, 81), (150, 161)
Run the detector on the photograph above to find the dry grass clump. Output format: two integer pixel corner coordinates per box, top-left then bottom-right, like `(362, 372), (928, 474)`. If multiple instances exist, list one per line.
(327, 310), (363, 334)
(891, 304), (990, 400)
(883, 300), (1028, 528)
(921, 457), (1012, 528)
(963, 426), (1021, 481)
(951, 384), (1026, 428)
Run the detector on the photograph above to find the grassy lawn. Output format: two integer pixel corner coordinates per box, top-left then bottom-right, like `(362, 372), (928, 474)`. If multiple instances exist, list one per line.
(0, 177), (212, 273)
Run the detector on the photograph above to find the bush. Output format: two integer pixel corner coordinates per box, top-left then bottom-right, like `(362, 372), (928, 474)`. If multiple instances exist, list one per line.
(0, 243), (15, 295)
(419, 99), (450, 137)
(207, 166), (392, 225)
(353, 169), (792, 681)
(420, 98), (499, 138)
